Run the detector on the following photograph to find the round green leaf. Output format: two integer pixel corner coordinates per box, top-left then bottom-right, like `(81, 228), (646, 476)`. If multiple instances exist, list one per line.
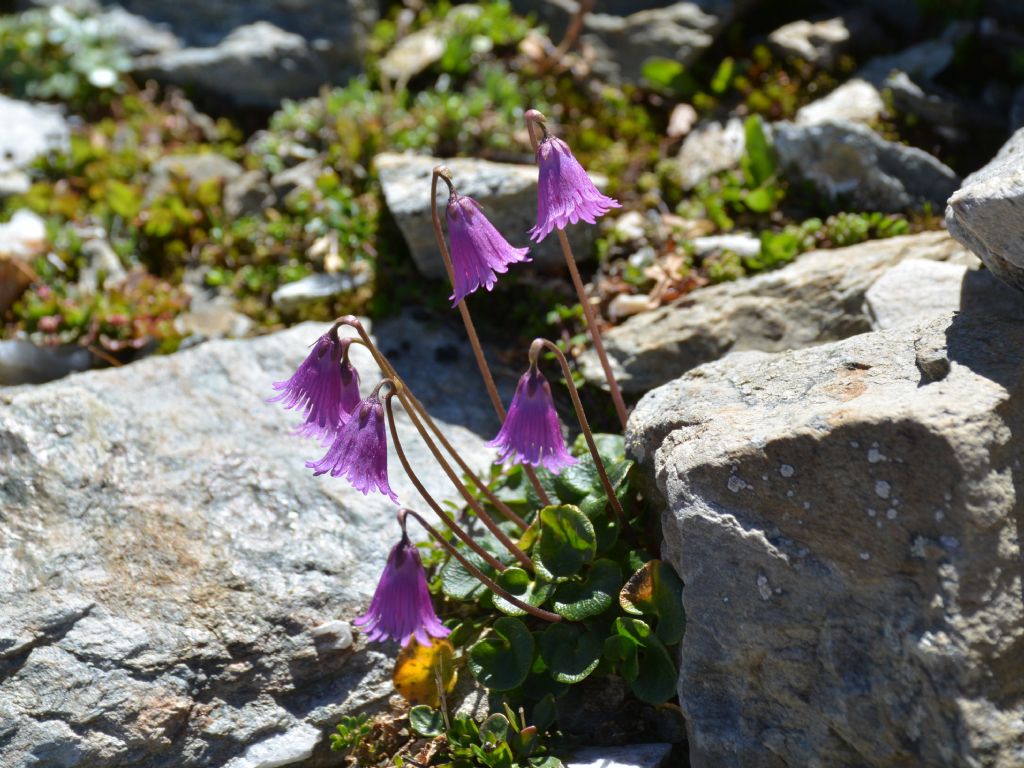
(409, 705), (444, 737)
(533, 505), (596, 581)
(469, 617), (534, 691)
(538, 623), (602, 684)
(479, 713), (510, 745)
(552, 559), (622, 620)
(493, 567), (555, 617)
(612, 617), (678, 704)
(442, 552), (489, 600)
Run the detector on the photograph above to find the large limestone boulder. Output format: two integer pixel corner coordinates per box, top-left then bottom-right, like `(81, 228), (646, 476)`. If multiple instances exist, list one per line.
(627, 298), (1024, 767)
(580, 232), (976, 394)
(0, 95), (70, 196)
(947, 126), (1024, 294)
(773, 120), (960, 212)
(53, 0), (380, 106)
(511, 0), (757, 85)
(0, 315), (496, 767)
(376, 152), (603, 280)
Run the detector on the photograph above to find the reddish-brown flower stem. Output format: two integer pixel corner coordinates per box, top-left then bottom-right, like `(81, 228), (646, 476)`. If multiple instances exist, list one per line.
(400, 507), (561, 623)
(380, 387), (508, 573)
(523, 110), (629, 430)
(384, 390), (535, 571)
(334, 316), (529, 532)
(529, 338), (625, 524)
(428, 168), (553, 508)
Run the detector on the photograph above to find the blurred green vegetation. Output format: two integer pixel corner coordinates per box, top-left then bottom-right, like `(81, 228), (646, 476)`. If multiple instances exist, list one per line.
(0, 0), (975, 365)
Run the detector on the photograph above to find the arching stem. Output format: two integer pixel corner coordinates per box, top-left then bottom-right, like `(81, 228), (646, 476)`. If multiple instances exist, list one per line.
(430, 167), (553, 508)
(334, 316), (529, 532)
(383, 389), (534, 571)
(400, 507), (560, 623)
(379, 384), (507, 573)
(524, 110), (629, 430)
(530, 338), (625, 524)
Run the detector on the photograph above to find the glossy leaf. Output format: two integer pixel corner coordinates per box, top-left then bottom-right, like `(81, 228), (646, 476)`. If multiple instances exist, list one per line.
(611, 617), (678, 705)
(552, 559), (622, 620)
(538, 623), (603, 684)
(479, 713), (510, 745)
(469, 617), (534, 691)
(441, 549), (491, 600)
(493, 567), (555, 617)
(409, 704), (444, 737)
(533, 505), (596, 581)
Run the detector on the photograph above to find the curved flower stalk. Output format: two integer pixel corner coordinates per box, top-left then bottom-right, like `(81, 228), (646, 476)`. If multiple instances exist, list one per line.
(446, 192), (531, 306)
(524, 109), (628, 429)
(489, 364), (576, 474)
(431, 166), (553, 508)
(354, 520), (450, 646)
(307, 381), (398, 504)
(270, 332), (361, 440)
(528, 134), (619, 243)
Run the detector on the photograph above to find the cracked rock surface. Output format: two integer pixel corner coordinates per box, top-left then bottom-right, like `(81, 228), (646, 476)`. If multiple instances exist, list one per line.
(581, 232), (978, 394)
(627, 299), (1024, 767)
(0, 316), (495, 768)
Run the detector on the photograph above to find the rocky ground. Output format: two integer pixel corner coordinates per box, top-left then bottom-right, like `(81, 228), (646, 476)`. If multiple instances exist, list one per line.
(2, 1), (1024, 767)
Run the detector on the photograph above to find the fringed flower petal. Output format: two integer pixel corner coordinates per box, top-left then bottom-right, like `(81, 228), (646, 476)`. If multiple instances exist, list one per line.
(447, 194), (530, 306)
(354, 534), (450, 646)
(529, 136), (620, 243)
(488, 368), (576, 474)
(307, 395), (398, 503)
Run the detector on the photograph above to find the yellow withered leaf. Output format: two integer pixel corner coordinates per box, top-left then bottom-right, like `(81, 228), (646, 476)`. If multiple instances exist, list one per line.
(392, 638), (457, 707)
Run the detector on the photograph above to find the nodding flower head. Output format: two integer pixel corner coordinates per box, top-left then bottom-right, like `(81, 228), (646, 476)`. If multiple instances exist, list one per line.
(488, 366), (577, 473)
(306, 393), (398, 503)
(446, 193), (530, 306)
(353, 530), (450, 646)
(270, 331), (359, 440)
(529, 136), (620, 243)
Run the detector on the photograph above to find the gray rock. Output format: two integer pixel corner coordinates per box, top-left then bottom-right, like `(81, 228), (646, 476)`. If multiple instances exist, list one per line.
(885, 71), (1002, 136)
(376, 152), (603, 279)
(858, 25), (966, 86)
(567, 743), (673, 768)
(946, 126), (1024, 293)
(626, 301), (1024, 767)
(767, 17), (851, 69)
(92, 0), (378, 107)
(76, 238), (127, 295)
(0, 170), (31, 198)
(512, 0), (755, 85)
(137, 22), (316, 109)
(772, 120), (960, 212)
(376, 4), (487, 87)
(864, 259), (968, 330)
(224, 170), (275, 220)
(0, 316), (499, 767)
(271, 272), (371, 312)
(0, 210), (47, 259)
(795, 79), (884, 126)
(690, 233), (761, 259)
(675, 118), (746, 190)
(99, 5), (179, 56)
(0, 95), (69, 177)
(145, 152), (244, 203)
(173, 299), (254, 340)
(0, 340), (93, 386)
(269, 157), (324, 198)
(580, 232), (976, 394)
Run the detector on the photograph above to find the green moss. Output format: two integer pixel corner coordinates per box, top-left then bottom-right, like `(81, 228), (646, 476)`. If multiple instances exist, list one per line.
(0, 6), (131, 113)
